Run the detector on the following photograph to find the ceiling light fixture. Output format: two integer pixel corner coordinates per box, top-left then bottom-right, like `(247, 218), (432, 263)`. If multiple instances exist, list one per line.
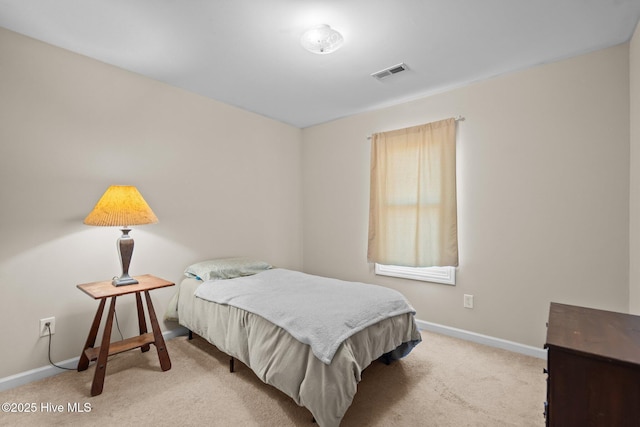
(301, 24), (344, 54)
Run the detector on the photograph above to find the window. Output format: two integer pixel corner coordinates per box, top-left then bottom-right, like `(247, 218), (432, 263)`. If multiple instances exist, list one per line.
(368, 118), (458, 282)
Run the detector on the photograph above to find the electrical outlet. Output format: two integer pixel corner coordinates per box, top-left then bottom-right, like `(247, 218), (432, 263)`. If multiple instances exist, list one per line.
(40, 317), (55, 337)
(463, 294), (474, 309)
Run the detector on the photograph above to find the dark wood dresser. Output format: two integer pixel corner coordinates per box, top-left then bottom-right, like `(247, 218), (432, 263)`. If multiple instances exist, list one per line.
(544, 302), (640, 426)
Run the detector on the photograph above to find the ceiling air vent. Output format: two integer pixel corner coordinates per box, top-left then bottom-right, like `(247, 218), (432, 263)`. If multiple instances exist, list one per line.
(371, 63), (408, 80)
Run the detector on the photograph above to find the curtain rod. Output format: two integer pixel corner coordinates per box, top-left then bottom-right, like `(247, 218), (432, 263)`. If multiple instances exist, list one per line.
(366, 116), (465, 140)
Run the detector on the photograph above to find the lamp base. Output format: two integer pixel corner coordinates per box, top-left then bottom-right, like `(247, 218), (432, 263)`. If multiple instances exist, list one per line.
(112, 274), (139, 286)
(112, 228), (139, 286)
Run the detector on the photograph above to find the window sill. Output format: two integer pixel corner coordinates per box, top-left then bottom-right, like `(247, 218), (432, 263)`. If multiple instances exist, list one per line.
(374, 263), (456, 285)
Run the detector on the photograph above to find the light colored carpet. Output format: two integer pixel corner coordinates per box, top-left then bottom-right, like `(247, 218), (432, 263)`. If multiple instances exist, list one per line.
(0, 331), (546, 426)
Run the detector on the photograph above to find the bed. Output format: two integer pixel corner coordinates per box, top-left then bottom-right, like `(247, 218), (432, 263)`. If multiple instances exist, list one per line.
(165, 258), (422, 427)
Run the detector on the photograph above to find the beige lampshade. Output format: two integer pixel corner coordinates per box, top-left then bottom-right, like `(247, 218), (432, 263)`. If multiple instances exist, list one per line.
(84, 185), (158, 227)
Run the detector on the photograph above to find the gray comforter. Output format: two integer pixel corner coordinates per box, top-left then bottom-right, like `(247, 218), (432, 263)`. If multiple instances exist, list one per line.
(194, 268), (417, 364)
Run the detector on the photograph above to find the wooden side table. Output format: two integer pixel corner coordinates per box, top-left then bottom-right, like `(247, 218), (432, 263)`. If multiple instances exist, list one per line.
(77, 274), (174, 396)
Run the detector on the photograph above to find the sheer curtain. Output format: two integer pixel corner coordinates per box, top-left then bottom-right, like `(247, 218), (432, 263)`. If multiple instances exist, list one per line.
(368, 118), (458, 267)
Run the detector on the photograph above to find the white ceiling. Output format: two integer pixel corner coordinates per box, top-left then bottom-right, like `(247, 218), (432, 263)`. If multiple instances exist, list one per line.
(1, 0), (639, 128)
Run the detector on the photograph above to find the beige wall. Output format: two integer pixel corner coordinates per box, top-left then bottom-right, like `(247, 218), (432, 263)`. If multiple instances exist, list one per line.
(302, 44), (630, 348)
(0, 24), (635, 380)
(630, 22), (640, 314)
(0, 28), (303, 378)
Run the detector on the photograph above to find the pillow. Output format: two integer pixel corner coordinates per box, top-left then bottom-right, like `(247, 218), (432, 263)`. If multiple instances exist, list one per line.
(184, 257), (272, 281)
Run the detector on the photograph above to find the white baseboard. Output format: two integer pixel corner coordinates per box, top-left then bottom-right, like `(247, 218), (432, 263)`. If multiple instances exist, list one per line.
(0, 327), (189, 393)
(415, 319), (547, 360)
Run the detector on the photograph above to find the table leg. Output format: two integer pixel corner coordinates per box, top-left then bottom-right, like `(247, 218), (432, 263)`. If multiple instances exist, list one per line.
(144, 291), (171, 371)
(91, 296), (116, 396)
(78, 298), (106, 372)
(135, 292), (150, 353)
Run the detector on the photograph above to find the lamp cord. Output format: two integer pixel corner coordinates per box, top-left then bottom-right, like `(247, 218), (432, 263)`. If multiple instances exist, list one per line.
(114, 310), (124, 341)
(46, 310), (124, 371)
(46, 323), (76, 371)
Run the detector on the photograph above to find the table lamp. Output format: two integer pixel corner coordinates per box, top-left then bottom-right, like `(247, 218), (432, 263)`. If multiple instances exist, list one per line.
(84, 185), (158, 286)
